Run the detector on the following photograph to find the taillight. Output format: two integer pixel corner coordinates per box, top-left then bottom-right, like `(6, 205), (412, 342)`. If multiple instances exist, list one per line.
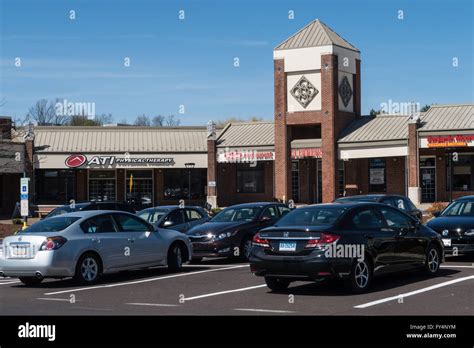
(40, 236), (68, 251)
(305, 233), (340, 248)
(252, 233), (270, 248)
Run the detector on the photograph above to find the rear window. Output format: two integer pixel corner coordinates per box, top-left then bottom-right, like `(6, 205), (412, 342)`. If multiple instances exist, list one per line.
(20, 216), (81, 233)
(336, 196), (379, 203)
(275, 207), (346, 226)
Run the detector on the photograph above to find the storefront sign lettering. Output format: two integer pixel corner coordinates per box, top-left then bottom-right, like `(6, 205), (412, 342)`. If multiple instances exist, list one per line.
(427, 135), (474, 148)
(291, 148), (322, 159)
(65, 154), (174, 168)
(217, 150), (275, 163)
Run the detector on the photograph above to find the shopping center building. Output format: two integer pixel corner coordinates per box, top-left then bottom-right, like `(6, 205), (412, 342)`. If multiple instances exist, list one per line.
(0, 19), (472, 215)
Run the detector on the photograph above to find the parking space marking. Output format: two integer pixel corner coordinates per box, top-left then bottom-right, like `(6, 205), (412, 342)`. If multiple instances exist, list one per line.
(183, 263), (249, 268)
(126, 302), (179, 307)
(183, 284), (267, 301)
(354, 275), (474, 309)
(44, 265), (248, 296)
(441, 265), (474, 269)
(0, 280), (21, 285)
(234, 308), (295, 314)
(37, 298), (76, 302)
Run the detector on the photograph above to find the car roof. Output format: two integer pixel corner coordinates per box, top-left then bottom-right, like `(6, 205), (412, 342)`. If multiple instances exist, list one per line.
(226, 202), (280, 209)
(47, 210), (135, 219)
(456, 195), (474, 201)
(305, 201), (385, 208)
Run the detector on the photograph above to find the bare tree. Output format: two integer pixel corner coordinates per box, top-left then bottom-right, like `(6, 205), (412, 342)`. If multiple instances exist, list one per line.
(152, 115), (165, 126)
(134, 114), (151, 126)
(26, 99), (69, 125)
(215, 116), (263, 127)
(165, 115), (180, 127)
(94, 113), (113, 126)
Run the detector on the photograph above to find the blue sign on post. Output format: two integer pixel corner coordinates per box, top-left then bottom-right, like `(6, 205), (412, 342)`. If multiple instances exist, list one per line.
(20, 194), (28, 200)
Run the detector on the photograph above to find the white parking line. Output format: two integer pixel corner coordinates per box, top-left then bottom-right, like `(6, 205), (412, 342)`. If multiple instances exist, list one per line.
(354, 275), (474, 309)
(441, 265), (474, 269)
(184, 263), (249, 268)
(44, 265), (248, 296)
(126, 302), (179, 307)
(37, 298), (76, 302)
(183, 284), (267, 301)
(234, 308), (295, 314)
(0, 280), (21, 285)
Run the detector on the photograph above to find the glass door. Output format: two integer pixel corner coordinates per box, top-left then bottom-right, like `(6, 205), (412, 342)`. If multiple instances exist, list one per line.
(420, 157), (436, 203)
(316, 159), (322, 203)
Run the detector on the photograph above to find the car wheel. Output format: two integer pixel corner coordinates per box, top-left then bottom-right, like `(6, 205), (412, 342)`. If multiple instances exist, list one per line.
(74, 253), (102, 285)
(345, 258), (372, 293)
(168, 243), (184, 272)
(239, 236), (253, 261)
(264, 277), (291, 292)
(424, 244), (440, 275)
(19, 276), (43, 286)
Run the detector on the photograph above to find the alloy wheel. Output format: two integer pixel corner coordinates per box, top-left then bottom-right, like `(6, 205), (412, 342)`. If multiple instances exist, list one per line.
(428, 248), (439, 273)
(354, 261), (369, 288)
(81, 257), (98, 282)
(243, 239), (253, 259)
(175, 246), (182, 268)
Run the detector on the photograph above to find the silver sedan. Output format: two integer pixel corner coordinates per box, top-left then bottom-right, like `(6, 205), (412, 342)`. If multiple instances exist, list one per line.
(0, 210), (193, 285)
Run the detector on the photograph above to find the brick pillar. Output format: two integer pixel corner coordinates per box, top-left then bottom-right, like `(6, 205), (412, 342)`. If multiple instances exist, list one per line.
(321, 54), (338, 203)
(24, 138), (35, 203)
(207, 138), (217, 207)
(353, 59), (361, 116)
(408, 121), (421, 204)
(274, 59), (291, 202)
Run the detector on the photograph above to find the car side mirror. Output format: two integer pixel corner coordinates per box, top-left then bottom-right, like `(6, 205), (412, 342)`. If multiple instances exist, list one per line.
(432, 211), (440, 217)
(162, 220), (173, 227)
(260, 216), (272, 223)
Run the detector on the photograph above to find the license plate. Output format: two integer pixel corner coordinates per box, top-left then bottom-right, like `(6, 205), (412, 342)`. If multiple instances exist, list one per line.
(10, 244), (30, 258)
(279, 241), (296, 251)
(442, 239), (451, 247)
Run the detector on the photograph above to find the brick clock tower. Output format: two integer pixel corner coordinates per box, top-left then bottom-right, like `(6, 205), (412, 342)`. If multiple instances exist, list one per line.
(274, 19), (361, 203)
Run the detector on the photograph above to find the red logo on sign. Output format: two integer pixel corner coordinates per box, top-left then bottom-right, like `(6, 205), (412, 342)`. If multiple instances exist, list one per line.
(65, 154), (86, 168)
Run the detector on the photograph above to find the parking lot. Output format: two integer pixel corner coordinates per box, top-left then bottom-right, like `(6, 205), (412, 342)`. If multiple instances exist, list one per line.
(0, 255), (472, 316)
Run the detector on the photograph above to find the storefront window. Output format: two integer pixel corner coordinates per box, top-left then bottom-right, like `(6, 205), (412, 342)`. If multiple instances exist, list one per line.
(88, 170), (116, 201)
(237, 163), (264, 193)
(126, 170), (153, 207)
(163, 169), (206, 200)
(338, 160), (345, 197)
(35, 170), (76, 204)
(291, 161), (299, 202)
(368, 158), (386, 193)
(447, 154), (473, 191)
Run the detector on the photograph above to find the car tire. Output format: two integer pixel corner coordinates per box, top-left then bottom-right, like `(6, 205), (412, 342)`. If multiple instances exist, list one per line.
(168, 243), (184, 272)
(264, 277), (291, 292)
(345, 258), (372, 294)
(424, 244), (441, 275)
(74, 253), (102, 285)
(19, 276), (43, 286)
(239, 235), (253, 261)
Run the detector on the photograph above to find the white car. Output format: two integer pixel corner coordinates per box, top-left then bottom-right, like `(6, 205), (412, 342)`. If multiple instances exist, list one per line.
(0, 210), (193, 285)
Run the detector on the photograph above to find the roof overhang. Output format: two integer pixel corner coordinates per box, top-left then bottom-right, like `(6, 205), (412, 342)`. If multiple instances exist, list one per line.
(339, 141), (408, 160)
(291, 138), (322, 149)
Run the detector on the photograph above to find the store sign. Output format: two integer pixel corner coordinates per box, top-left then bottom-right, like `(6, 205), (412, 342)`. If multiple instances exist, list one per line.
(427, 135), (474, 148)
(64, 154), (175, 168)
(217, 150), (275, 163)
(291, 148), (322, 159)
(369, 168), (385, 185)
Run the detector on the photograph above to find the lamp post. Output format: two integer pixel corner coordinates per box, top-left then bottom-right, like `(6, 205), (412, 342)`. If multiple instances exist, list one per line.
(185, 162), (195, 203)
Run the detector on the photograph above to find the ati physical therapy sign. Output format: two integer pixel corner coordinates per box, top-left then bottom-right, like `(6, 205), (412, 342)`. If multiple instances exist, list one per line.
(65, 154), (175, 168)
(425, 135), (474, 148)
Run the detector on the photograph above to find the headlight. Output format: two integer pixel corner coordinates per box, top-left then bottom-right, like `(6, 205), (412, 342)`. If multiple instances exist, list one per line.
(464, 229), (474, 236)
(216, 231), (233, 240)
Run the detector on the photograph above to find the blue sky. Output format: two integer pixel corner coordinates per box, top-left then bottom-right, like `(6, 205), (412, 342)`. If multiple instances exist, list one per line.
(0, 0), (472, 125)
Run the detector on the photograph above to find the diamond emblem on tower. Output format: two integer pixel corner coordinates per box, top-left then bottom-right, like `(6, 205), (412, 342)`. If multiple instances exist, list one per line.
(290, 76), (319, 108)
(339, 76), (353, 107)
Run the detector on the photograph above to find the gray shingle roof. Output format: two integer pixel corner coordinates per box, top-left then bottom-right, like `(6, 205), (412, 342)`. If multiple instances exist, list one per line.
(275, 19), (359, 52)
(419, 104), (473, 131)
(216, 122), (274, 148)
(338, 115), (410, 143)
(34, 126), (208, 153)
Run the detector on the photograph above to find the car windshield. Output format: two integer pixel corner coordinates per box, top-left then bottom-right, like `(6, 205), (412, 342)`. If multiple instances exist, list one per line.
(46, 203), (89, 218)
(441, 200), (474, 217)
(211, 207), (261, 222)
(137, 209), (169, 223)
(275, 207), (346, 226)
(20, 216), (81, 233)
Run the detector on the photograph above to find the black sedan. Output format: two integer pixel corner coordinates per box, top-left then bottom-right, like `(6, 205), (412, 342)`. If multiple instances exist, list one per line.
(44, 201), (136, 218)
(186, 202), (291, 261)
(137, 205), (209, 233)
(250, 202), (444, 293)
(426, 195), (474, 255)
(335, 194), (422, 221)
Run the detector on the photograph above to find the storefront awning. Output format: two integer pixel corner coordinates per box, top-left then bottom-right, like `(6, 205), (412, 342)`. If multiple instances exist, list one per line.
(339, 143), (408, 160)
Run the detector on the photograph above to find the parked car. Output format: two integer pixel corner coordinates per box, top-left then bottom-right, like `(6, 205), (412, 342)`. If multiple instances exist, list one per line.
(0, 210), (192, 285)
(426, 195), (474, 255)
(137, 206), (209, 233)
(186, 202), (291, 262)
(44, 201), (136, 219)
(334, 194), (422, 221)
(250, 202), (444, 293)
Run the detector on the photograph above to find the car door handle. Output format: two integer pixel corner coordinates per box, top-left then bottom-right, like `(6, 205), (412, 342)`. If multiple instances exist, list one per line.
(128, 238), (135, 243)
(91, 238), (100, 243)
